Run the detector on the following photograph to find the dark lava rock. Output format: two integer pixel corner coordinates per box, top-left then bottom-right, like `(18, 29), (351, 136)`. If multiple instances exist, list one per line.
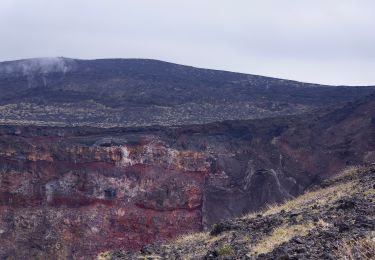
(210, 222), (237, 236)
(204, 250), (219, 259)
(336, 198), (356, 210)
(336, 222), (350, 233)
(292, 237), (305, 244)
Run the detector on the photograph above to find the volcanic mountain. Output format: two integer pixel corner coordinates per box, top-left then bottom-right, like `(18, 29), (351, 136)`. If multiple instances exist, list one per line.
(0, 58), (374, 258)
(1, 57), (374, 127)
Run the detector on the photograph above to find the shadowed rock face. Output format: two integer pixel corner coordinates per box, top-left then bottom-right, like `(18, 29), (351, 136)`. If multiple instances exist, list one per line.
(116, 166), (375, 259)
(0, 95), (374, 258)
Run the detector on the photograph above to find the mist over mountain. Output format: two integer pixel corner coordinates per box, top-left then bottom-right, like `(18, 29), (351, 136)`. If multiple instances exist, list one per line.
(0, 57), (74, 76)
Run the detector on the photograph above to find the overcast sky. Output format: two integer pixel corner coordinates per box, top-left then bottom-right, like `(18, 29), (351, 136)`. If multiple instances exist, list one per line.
(0, 0), (374, 85)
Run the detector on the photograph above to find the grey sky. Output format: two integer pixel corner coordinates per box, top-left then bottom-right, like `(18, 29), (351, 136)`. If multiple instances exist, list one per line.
(0, 0), (374, 85)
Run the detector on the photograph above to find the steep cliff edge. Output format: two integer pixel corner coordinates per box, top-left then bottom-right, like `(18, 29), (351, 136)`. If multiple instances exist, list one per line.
(0, 96), (374, 258)
(109, 166), (375, 259)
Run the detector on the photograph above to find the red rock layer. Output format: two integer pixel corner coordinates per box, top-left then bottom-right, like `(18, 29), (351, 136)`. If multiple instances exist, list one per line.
(0, 135), (209, 259)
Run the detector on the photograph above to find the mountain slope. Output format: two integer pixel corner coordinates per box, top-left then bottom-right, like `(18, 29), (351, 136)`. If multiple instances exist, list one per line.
(0, 57), (375, 127)
(109, 165), (375, 259)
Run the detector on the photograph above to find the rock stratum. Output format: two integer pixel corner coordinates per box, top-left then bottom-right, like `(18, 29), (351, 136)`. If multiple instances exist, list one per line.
(0, 94), (374, 258)
(0, 58), (375, 258)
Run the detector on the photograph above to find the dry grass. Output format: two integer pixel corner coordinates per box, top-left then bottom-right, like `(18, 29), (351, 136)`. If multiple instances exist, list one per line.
(174, 232), (210, 247)
(217, 244), (234, 256)
(249, 222), (315, 256)
(316, 218), (333, 230)
(330, 165), (364, 183)
(242, 180), (356, 220)
(363, 188), (375, 203)
(336, 235), (375, 260)
(241, 166), (371, 221)
(172, 231), (226, 259)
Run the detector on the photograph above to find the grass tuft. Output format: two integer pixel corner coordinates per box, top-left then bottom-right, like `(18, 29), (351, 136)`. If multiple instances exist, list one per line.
(249, 223), (315, 256)
(174, 232), (209, 247)
(242, 181), (356, 220)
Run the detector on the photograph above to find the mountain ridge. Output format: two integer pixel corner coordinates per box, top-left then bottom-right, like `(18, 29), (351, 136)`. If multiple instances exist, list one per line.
(1, 58), (375, 128)
(0, 57), (354, 86)
(1, 57), (375, 87)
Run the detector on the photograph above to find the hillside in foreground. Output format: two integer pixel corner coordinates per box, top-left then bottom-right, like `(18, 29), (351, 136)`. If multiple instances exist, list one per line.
(105, 166), (375, 259)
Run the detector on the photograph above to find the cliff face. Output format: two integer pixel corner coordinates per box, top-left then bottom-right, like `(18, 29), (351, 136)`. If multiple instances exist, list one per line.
(0, 96), (374, 258)
(0, 134), (209, 259)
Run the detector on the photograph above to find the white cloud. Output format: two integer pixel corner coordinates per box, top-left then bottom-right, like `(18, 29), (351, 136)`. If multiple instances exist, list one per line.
(0, 0), (374, 85)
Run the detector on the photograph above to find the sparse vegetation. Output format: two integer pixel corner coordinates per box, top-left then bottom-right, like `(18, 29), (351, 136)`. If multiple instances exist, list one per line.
(249, 222), (315, 256)
(336, 235), (375, 260)
(243, 179), (356, 219)
(172, 232), (226, 259)
(328, 165), (365, 183)
(175, 232), (209, 247)
(217, 244), (234, 256)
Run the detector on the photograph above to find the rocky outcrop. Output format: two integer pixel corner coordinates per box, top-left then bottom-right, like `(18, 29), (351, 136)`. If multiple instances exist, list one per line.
(0, 96), (374, 258)
(113, 166), (375, 259)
